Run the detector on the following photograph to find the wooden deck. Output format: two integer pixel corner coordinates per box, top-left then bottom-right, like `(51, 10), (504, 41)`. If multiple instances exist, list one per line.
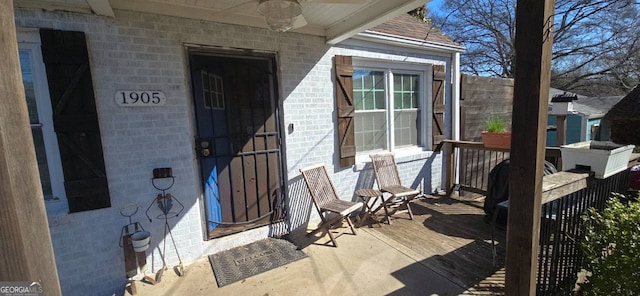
(361, 195), (506, 295)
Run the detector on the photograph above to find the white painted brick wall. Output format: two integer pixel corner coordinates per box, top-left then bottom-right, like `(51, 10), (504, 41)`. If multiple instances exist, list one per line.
(14, 8), (452, 296)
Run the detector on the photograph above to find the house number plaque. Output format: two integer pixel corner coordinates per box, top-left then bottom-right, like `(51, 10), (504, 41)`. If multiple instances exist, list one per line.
(115, 91), (166, 107)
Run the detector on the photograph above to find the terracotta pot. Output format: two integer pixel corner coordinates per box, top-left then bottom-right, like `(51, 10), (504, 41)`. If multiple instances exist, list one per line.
(481, 131), (511, 149)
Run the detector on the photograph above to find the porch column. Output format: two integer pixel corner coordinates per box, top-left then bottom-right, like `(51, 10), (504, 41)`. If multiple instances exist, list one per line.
(556, 115), (566, 146)
(0, 2), (62, 295)
(506, 0), (554, 295)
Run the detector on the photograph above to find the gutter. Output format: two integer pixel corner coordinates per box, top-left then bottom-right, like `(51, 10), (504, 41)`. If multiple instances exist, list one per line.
(353, 30), (466, 54)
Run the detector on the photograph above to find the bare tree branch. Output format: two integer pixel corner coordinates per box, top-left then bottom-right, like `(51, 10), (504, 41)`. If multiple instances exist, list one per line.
(429, 0), (640, 95)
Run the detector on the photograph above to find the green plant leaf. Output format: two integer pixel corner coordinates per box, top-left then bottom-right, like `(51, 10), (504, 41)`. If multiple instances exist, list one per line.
(484, 116), (508, 133)
(579, 194), (640, 295)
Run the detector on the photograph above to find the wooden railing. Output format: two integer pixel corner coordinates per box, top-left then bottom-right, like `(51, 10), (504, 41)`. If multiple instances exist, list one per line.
(442, 140), (562, 196)
(441, 140), (636, 294)
(537, 169), (629, 294)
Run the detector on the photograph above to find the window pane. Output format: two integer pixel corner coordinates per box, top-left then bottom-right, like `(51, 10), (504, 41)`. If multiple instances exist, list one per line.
(31, 127), (53, 199)
(394, 75), (403, 109)
(403, 93), (413, 109)
(20, 51), (40, 124)
(216, 76), (222, 91)
(215, 76), (225, 109)
(394, 75), (403, 91)
(393, 73), (420, 110)
(394, 109), (418, 147)
(202, 72), (212, 108)
(394, 92), (403, 109)
(355, 92), (365, 110)
(374, 90), (385, 110)
(354, 70), (385, 111)
(216, 94), (224, 109)
(20, 50), (54, 199)
(355, 110), (387, 152)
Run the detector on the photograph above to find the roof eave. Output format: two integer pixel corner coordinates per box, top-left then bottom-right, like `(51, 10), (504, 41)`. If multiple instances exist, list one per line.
(354, 30), (466, 54)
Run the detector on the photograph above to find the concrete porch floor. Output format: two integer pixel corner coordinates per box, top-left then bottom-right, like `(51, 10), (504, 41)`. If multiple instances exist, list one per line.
(129, 229), (466, 296)
(125, 197), (505, 296)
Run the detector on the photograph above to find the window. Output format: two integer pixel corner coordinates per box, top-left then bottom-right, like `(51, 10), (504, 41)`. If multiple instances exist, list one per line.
(19, 29), (111, 213)
(354, 70), (387, 152)
(393, 73), (420, 147)
(591, 124), (601, 141)
(202, 71), (225, 109)
(353, 64), (427, 155)
(19, 43), (67, 208)
(334, 55), (442, 168)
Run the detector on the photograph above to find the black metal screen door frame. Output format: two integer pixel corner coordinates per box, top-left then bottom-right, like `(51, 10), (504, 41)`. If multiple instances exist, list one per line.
(188, 49), (287, 239)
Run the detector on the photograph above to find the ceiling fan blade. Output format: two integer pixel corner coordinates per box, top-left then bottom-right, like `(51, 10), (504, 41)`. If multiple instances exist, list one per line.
(292, 14), (308, 29)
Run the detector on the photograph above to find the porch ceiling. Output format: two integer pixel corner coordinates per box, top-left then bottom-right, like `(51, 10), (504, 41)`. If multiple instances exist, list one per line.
(14, 0), (429, 44)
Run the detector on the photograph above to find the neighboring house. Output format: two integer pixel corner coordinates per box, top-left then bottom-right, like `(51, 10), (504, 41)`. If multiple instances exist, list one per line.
(605, 84), (640, 145)
(546, 88), (623, 146)
(10, 1), (464, 295)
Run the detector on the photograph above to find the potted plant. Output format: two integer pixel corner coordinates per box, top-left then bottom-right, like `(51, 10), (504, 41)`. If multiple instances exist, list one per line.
(481, 116), (511, 149)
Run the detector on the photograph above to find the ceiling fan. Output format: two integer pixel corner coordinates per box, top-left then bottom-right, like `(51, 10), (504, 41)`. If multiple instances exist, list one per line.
(219, 0), (368, 32)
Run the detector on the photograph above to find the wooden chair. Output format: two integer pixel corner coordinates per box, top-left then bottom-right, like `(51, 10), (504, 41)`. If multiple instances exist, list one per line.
(300, 164), (363, 247)
(369, 152), (422, 223)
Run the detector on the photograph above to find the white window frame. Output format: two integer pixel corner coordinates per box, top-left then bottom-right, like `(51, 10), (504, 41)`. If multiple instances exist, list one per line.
(18, 30), (68, 215)
(352, 59), (432, 163)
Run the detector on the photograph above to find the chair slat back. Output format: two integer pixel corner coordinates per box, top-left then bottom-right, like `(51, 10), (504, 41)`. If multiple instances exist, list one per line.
(300, 165), (339, 209)
(370, 153), (402, 189)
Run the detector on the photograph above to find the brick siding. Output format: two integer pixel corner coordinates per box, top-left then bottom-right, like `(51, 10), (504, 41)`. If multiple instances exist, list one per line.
(14, 8), (451, 295)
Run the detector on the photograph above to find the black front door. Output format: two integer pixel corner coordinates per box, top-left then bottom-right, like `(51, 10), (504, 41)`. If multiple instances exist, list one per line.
(189, 51), (285, 239)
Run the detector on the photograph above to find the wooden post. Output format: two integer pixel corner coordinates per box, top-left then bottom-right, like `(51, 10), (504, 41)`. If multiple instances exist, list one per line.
(445, 142), (455, 196)
(506, 0), (555, 295)
(0, 2), (62, 295)
(556, 115), (566, 146)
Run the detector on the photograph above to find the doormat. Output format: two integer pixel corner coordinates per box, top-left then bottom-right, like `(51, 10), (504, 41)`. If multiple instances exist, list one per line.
(208, 237), (307, 287)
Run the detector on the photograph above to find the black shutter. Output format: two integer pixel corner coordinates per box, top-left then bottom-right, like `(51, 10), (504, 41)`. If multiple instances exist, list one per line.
(432, 65), (446, 150)
(40, 29), (110, 213)
(334, 56), (355, 167)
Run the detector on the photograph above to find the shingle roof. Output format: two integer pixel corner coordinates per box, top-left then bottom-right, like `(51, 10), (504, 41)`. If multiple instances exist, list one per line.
(605, 85), (640, 120)
(572, 96), (624, 118)
(368, 14), (461, 48)
(548, 88), (622, 118)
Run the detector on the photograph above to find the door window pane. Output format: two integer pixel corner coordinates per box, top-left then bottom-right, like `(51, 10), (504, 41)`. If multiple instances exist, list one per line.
(202, 72), (224, 109)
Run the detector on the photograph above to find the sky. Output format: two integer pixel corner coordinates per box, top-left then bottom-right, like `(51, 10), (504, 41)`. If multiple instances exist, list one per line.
(427, 0), (445, 11)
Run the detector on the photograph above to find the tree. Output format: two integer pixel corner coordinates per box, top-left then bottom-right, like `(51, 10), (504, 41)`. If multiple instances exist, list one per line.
(408, 6), (427, 21)
(429, 0), (640, 96)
